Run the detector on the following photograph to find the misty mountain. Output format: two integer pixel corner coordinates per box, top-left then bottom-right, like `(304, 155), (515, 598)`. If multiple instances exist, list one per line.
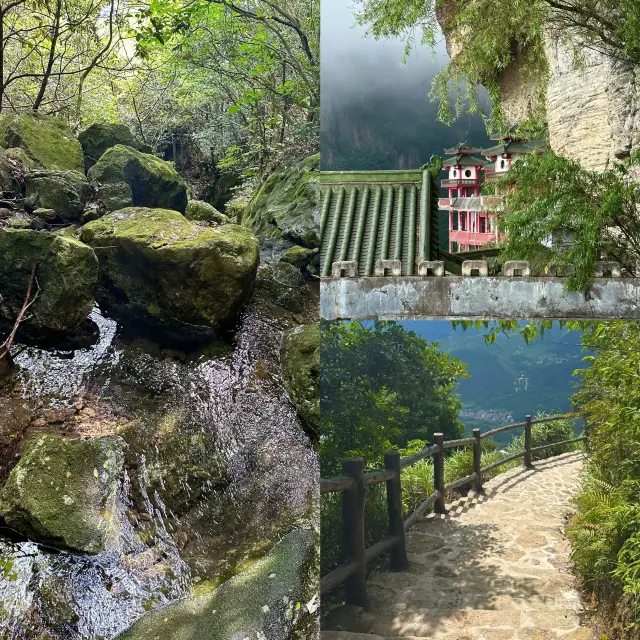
(320, 0), (492, 171)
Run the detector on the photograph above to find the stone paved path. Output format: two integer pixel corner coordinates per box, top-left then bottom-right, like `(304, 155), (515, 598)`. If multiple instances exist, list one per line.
(323, 451), (593, 640)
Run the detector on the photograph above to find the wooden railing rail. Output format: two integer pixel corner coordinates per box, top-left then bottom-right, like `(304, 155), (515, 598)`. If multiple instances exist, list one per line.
(321, 413), (586, 603)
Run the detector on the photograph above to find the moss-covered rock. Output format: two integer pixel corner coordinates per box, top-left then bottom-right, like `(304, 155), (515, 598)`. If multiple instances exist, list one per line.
(0, 434), (125, 553)
(88, 145), (188, 214)
(242, 154), (320, 248)
(25, 170), (92, 220)
(117, 528), (317, 640)
(185, 199), (229, 225)
(279, 245), (316, 269)
(0, 229), (98, 334)
(78, 123), (152, 170)
(281, 323), (320, 434)
(80, 207), (259, 332)
(0, 113), (84, 172)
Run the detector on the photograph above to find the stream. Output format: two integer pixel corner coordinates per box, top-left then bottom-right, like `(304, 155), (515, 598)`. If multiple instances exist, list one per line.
(0, 270), (319, 639)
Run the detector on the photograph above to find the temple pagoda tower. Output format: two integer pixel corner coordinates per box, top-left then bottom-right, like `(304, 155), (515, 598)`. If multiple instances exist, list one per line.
(482, 133), (547, 195)
(439, 142), (497, 252)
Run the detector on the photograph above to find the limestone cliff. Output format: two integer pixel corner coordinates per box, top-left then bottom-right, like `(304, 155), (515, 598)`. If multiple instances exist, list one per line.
(439, 13), (640, 173)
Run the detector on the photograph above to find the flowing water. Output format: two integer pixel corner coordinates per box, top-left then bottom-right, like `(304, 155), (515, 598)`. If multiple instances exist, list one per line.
(0, 274), (319, 639)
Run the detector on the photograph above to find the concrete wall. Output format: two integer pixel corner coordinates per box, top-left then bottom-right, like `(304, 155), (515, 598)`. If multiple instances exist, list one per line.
(320, 277), (640, 320)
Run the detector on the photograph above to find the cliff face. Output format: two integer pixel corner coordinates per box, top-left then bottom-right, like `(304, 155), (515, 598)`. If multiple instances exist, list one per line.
(440, 15), (640, 173)
(544, 36), (640, 172)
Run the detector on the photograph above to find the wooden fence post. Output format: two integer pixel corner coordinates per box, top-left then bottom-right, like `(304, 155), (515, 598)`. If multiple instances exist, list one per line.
(342, 457), (369, 609)
(524, 415), (533, 469)
(384, 450), (408, 571)
(472, 428), (483, 492)
(434, 433), (446, 514)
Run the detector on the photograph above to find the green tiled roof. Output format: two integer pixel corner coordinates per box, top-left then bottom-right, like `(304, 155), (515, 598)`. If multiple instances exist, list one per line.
(443, 142), (482, 155)
(482, 139), (549, 157)
(442, 154), (487, 167)
(319, 168), (439, 277)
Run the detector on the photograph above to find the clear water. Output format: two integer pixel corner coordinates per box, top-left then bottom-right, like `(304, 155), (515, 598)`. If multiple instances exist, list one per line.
(0, 281), (318, 639)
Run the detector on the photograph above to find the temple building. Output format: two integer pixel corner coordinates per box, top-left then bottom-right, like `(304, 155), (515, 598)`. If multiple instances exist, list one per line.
(439, 136), (548, 252)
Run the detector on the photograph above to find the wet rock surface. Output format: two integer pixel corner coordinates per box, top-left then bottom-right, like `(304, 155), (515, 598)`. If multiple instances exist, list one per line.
(0, 434), (125, 554)
(118, 528), (318, 640)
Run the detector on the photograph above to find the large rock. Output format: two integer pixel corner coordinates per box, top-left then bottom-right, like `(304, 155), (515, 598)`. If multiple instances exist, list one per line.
(117, 528), (317, 640)
(281, 323), (320, 434)
(0, 113), (84, 172)
(80, 207), (260, 332)
(25, 170), (92, 220)
(88, 145), (188, 214)
(0, 229), (98, 334)
(78, 123), (152, 170)
(185, 199), (229, 225)
(0, 434), (125, 554)
(242, 154), (320, 248)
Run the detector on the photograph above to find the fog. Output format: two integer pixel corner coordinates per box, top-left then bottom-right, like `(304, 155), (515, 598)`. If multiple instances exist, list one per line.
(320, 0), (491, 170)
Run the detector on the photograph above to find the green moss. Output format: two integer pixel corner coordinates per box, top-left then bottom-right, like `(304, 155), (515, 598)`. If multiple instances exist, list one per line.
(0, 229), (98, 333)
(78, 123), (151, 168)
(25, 170), (92, 220)
(185, 200), (229, 224)
(88, 145), (188, 213)
(0, 434), (125, 553)
(80, 207), (259, 330)
(0, 113), (84, 172)
(279, 245), (315, 268)
(281, 324), (320, 434)
(242, 155), (320, 248)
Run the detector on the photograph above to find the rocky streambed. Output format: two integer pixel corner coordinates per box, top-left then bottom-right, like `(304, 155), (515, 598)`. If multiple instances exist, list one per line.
(0, 114), (320, 639)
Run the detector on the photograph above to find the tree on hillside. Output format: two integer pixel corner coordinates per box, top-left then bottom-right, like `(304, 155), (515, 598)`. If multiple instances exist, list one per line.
(354, 0), (640, 132)
(320, 320), (467, 475)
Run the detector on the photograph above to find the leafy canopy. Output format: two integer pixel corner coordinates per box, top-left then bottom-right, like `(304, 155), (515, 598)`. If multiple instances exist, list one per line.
(320, 320), (467, 475)
(497, 149), (640, 290)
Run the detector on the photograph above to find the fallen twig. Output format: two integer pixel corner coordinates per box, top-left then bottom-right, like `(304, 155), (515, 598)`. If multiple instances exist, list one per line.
(0, 264), (39, 372)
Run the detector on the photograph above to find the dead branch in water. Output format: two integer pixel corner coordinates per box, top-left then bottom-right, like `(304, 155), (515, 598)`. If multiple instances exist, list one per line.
(0, 264), (39, 377)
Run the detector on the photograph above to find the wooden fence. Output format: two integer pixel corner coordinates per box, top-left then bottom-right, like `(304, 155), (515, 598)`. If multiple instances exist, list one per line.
(320, 414), (586, 608)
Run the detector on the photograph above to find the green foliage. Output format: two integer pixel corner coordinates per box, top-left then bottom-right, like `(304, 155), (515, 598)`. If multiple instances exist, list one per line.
(498, 150), (640, 291)
(320, 320), (468, 476)
(562, 322), (640, 627)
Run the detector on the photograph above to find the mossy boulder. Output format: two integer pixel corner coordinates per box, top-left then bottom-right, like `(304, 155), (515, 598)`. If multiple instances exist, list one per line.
(279, 245), (316, 269)
(25, 170), (92, 220)
(117, 528), (317, 640)
(185, 199), (229, 225)
(78, 123), (152, 170)
(0, 434), (125, 553)
(242, 154), (320, 248)
(80, 207), (260, 333)
(0, 113), (84, 172)
(281, 323), (320, 434)
(88, 145), (188, 214)
(0, 229), (98, 334)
